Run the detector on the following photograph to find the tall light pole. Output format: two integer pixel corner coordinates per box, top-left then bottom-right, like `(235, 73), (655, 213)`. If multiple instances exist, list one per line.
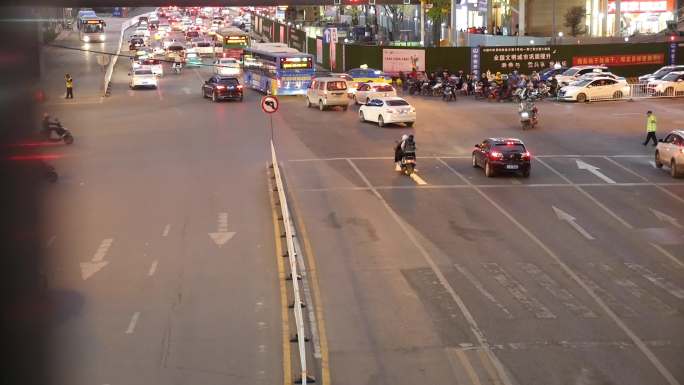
(552, 0), (556, 43)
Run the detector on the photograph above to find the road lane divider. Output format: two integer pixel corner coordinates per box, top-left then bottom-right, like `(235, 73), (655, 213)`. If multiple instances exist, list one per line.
(270, 142), (318, 385)
(125, 312), (140, 334)
(409, 172), (427, 185)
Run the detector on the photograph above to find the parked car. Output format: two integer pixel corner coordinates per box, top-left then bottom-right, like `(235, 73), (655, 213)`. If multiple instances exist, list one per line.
(555, 65), (610, 86)
(306, 77), (349, 111)
(572, 72), (626, 84)
(359, 97), (415, 127)
(558, 77), (630, 102)
(646, 71), (684, 96)
(638, 65), (684, 83)
(539, 66), (568, 82)
(655, 130), (684, 178)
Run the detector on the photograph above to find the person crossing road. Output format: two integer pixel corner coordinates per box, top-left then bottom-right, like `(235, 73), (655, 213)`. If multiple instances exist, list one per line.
(65, 73), (74, 99)
(643, 110), (657, 146)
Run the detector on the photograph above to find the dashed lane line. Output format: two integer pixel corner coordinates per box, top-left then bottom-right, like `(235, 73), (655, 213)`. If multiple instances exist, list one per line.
(409, 172), (428, 185)
(650, 243), (684, 269)
(437, 157), (681, 385)
(162, 224), (170, 237)
(125, 312), (140, 334)
(148, 260), (158, 277)
(346, 158), (515, 385)
(602, 156), (684, 205)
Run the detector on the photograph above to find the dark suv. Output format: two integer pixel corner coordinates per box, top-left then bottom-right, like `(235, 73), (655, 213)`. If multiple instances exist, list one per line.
(472, 138), (531, 177)
(202, 76), (243, 102)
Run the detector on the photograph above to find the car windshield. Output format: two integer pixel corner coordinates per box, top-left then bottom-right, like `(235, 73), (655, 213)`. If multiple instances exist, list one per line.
(220, 59), (238, 66)
(494, 143), (526, 152)
(326, 81), (347, 91)
(135, 70), (153, 75)
(573, 79), (593, 87)
(196, 42), (210, 47)
(562, 68), (580, 76)
(218, 78), (239, 85)
(661, 72), (681, 81)
(386, 99), (409, 106)
(651, 67), (673, 78)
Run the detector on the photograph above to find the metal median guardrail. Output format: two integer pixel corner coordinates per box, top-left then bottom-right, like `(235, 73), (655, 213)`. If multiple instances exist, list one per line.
(270, 140), (315, 385)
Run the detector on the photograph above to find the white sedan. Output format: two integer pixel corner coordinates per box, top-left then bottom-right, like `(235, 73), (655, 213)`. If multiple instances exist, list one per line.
(359, 97), (416, 127)
(647, 71), (684, 96)
(354, 82), (397, 105)
(558, 77), (630, 102)
(129, 68), (158, 89)
(214, 58), (240, 76)
(572, 72), (626, 84)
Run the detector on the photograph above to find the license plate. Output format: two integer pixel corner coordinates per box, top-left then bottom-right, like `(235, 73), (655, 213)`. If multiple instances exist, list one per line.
(506, 164), (519, 170)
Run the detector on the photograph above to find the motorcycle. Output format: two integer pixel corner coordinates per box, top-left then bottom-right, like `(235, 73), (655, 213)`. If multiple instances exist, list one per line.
(40, 120), (74, 145)
(399, 152), (417, 176)
(172, 62), (183, 74)
(431, 81), (444, 97)
(407, 79), (422, 96)
(518, 97), (538, 130)
(512, 87), (525, 103)
(442, 82), (457, 102)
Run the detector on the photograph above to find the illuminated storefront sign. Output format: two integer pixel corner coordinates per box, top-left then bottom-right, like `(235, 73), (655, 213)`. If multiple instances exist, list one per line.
(572, 53), (665, 66)
(608, 0), (672, 13)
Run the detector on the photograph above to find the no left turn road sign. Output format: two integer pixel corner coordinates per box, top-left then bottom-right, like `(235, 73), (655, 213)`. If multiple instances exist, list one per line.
(261, 95), (279, 114)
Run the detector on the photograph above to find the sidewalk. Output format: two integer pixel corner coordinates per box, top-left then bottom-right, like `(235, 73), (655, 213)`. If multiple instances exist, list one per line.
(39, 8), (154, 103)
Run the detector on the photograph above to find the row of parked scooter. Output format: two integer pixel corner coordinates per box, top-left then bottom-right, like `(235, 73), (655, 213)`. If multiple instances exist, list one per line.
(402, 76), (556, 103)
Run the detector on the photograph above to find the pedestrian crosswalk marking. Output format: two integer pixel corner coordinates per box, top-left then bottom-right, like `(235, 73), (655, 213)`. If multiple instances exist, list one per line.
(483, 262), (556, 319)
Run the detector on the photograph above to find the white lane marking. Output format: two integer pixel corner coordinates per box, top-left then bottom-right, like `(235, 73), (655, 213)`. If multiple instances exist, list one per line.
(148, 260), (158, 276)
(454, 264), (513, 319)
(651, 243), (684, 269)
(650, 208), (684, 229)
(535, 158), (635, 229)
(625, 263), (684, 300)
(209, 212), (236, 247)
(552, 206), (595, 240)
(92, 238), (114, 262)
(437, 158), (679, 385)
(46, 235), (56, 248)
(510, 178), (522, 185)
(218, 212), (229, 232)
(603, 156), (684, 204)
(125, 312), (140, 334)
(409, 173), (427, 185)
(482, 262), (556, 319)
(288, 154), (652, 162)
(346, 158), (515, 385)
(577, 271), (639, 318)
(596, 263), (677, 316)
(182, 87), (191, 95)
(650, 161), (657, 169)
(162, 224), (171, 237)
(452, 349), (483, 385)
(520, 262), (598, 318)
(576, 159), (616, 184)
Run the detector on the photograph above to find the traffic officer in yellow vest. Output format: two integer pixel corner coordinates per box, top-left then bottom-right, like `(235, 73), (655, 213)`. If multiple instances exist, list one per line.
(643, 110), (657, 146)
(65, 73), (74, 99)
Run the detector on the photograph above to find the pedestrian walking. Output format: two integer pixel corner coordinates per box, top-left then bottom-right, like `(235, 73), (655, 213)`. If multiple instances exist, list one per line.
(643, 110), (658, 146)
(65, 73), (74, 99)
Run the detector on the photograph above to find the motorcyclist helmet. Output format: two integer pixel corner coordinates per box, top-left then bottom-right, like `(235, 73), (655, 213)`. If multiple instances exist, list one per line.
(401, 134), (409, 141)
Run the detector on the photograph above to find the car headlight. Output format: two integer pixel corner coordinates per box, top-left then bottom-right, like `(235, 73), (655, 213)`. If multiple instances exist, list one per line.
(521, 112), (530, 119)
(100, 34), (106, 40)
(83, 35), (90, 42)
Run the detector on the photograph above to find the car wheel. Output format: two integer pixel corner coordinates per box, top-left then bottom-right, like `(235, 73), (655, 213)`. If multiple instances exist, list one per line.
(472, 155), (478, 168)
(576, 93), (587, 103)
(306, 96), (311, 108)
(212, 92), (217, 102)
(522, 168), (530, 178)
(655, 151), (663, 169)
(366, 97), (370, 105)
(202, 88), (208, 98)
(612, 91), (623, 99)
(353, 95), (359, 105)
(359, 111), (365, 122)
(485, 161), (494, 177)
(665, 87), (674, 97)
(405, 121), (414, 127)
(342, 105), (348, 111)
(319, 100), (324, 111)
(378, 115), (385, 127)
(672, 160), (681, 178)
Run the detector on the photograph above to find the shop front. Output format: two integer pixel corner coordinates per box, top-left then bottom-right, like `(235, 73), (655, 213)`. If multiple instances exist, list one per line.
(606, 0), (676, 35)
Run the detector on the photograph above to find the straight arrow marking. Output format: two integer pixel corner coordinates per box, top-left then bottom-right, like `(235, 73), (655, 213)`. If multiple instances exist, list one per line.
(92, 238), (114, 262)
(209, 213), (236, 247)
(552, 206), (595, 240)
(650, 208), (683, 229)
(81, 238), (113, 280)
(576, 159), (616, 184)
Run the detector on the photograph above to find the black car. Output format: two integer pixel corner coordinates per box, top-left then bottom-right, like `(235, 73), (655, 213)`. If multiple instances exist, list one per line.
(472, 138), (531, 177)
(202, 76), (243, 102)
(129, 37), (144, 51)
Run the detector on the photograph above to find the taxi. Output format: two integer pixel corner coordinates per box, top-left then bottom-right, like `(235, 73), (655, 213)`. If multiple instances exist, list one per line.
(346, 65), (391, 94)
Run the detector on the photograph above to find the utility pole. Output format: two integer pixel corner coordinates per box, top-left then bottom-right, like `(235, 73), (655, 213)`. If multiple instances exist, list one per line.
(551, 0), (556, 41)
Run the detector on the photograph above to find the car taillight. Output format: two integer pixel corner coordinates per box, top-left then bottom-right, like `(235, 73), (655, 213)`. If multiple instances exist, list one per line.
(521, 151), (531, 160)
(489, 151), (503, 160)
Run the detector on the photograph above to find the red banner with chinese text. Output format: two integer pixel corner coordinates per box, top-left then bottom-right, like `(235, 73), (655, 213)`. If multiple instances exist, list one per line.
(572, 53), (665, 66)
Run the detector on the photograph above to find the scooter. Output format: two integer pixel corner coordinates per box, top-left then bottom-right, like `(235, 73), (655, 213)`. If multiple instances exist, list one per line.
(442, 82), (457, 102)
(40, 120), (74, 145)
(519, 98), (538, 130)
(399, 152), (417, 176)
(172, 62), (183, 74)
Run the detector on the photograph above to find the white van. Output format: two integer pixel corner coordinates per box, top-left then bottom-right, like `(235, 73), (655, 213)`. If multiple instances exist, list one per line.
(306, 77), (349, 111)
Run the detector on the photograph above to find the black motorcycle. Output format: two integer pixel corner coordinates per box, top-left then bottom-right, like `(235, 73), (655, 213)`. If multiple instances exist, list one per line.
(40, 120), (74, 145)
(442, 82), (457, 102)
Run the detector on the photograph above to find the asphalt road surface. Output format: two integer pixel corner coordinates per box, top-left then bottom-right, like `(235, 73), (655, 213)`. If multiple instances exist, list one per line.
(40, 22), (683, 385)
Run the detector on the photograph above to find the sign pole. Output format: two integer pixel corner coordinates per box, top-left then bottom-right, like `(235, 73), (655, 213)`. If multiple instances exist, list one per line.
(270, 113), (274, 144)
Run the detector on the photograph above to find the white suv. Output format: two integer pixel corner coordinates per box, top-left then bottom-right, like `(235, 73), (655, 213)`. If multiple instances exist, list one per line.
(655, 130), (684, 178)
(555, 65), (609, 86)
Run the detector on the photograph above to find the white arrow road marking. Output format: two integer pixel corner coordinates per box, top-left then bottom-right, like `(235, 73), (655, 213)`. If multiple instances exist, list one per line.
(576, 159), (616, 184)
(148, 260), (158, 276)
(125, 312), (140, 334)
(209, 212), (236, 247)
(553, 206), (595, 240)
(80, 238), (113, 280)
(409, 173), (427, 185)
(162, 224), (171, 237)
(650, 208), (683, 229)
